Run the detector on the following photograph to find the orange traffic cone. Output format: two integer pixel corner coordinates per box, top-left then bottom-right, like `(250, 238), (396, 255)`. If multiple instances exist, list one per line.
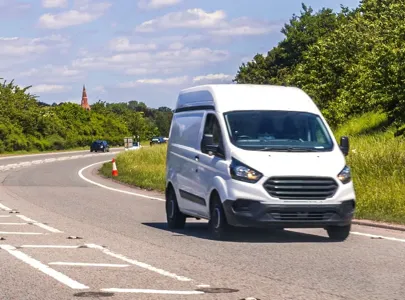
(112, 158), (118, 177)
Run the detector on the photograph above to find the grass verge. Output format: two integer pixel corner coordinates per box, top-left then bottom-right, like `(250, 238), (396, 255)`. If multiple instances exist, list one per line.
(99, 145), (166, 192)
(100, 112), (405, 225)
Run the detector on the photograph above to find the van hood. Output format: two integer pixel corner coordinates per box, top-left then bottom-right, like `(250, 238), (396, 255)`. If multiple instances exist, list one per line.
(231, 150), (346, 178)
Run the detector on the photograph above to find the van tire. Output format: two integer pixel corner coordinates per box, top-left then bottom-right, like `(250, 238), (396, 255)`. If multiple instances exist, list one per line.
(166, 188), (186, 229)
(208, 194), (230, 240)
(326, 224), (351, 241)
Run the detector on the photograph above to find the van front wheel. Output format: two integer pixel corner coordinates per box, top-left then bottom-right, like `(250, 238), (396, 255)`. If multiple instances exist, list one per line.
(326, 224), (351, 241)
(166, 188), (186, 229)
(209, 195), (230, 240)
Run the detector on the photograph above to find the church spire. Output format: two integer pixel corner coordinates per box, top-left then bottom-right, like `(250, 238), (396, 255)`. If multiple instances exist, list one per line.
(81, 85), (91, 110)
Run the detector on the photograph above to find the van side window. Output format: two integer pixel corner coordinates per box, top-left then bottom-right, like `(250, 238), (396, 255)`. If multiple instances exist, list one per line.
(201, 113), (225, 157)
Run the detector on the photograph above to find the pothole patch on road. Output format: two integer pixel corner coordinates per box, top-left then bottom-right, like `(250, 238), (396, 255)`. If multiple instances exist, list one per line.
(73, 292), (114, 297)
(195, 287), (239, 294)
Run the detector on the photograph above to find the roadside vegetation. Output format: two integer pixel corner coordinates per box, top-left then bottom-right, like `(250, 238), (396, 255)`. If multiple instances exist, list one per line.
(0, 79), (172, 154)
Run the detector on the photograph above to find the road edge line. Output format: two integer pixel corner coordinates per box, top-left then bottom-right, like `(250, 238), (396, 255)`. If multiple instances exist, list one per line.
(78, 161), (165, 202)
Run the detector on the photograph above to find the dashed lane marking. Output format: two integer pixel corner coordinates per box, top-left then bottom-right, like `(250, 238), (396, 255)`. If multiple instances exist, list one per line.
(20, 245), (82, 249)
(49, 262), (130, 268)
(0, 215), (11, 218)
(0, 232), (43, 235)
(86, 244), (192, 282)
(100, 288), (204, 295)
(16, 215), (63, 233)
(0, 223), (28, 225)
(78, 161), (165, 202)
(0, 245), (89, 290)
(351, 231), (405, 243)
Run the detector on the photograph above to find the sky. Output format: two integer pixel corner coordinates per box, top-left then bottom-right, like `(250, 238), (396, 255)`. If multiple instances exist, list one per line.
(0, 0), (361, 109)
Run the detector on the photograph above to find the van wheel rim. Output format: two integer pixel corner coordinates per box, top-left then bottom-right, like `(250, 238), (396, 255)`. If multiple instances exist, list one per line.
(214, 208), (221, 229)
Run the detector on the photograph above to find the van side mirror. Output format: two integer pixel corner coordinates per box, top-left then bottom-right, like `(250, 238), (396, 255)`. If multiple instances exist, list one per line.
(340, 136), (349, 156)
(201, 134), (219, 155)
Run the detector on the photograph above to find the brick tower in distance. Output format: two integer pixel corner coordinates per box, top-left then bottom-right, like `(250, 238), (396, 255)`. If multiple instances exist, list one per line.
(81, 85), (91, 111)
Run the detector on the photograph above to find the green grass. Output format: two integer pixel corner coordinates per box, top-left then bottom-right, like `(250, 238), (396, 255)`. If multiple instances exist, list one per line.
(99, 144), (167, 192)
(100, 111), (405, 225)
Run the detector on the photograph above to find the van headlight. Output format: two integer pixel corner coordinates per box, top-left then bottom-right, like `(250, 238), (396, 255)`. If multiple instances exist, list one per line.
(337, 165), (351, 184)
(230, 158), (263, 183)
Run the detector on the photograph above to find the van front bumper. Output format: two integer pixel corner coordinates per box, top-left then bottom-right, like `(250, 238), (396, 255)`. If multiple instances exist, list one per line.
(222, 199), (355, 228)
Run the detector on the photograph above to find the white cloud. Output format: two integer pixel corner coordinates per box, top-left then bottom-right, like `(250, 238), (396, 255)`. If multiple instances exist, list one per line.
(0, 0), (31, 16)
(19, 65), (83, 83)
(138, 0), (182, 10)
(109, 37), (157, 52)
(135, 8), (226, 32)
(42, 0), (68, 8)
(38, 1), (111, 29)
(72, 46), (229, 75)
(135, 8), (280, 36)
(119, 73), (234, 88)
(28, 84), (71, 94)
(192, 73), (233, 84)
(119, 76), (188, 87)
(0, 35), (70, 57)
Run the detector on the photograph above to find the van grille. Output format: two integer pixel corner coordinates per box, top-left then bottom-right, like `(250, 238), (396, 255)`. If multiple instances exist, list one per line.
(269, 211), (334, 221)
(263, 176), (338, 200)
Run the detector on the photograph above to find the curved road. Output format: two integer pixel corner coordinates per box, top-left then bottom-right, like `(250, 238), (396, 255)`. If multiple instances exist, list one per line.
(0, 151), (404, 300)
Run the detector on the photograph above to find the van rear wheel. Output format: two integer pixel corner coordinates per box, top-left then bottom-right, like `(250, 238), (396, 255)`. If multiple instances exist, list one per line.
(209, 194), (230, 240)
(166, 188), (186, 229)
(327, 224), (351, 241)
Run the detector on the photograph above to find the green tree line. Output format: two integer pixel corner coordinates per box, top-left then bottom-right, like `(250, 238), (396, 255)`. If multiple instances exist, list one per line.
(0, 79), (172, 153)
(235, 0), (405, 137)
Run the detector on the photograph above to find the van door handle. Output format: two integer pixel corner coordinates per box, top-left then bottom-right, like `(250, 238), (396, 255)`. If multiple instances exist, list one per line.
(194, 155), (199, 161)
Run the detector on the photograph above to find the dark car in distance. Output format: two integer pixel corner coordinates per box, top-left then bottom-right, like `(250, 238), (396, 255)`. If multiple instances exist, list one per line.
(90, 140), (110, 152)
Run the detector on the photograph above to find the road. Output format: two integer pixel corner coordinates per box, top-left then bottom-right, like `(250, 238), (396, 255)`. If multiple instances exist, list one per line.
(0, 150), (404, 300)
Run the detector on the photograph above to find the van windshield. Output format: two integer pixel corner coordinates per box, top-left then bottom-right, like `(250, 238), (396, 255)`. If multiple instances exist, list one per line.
(223, 110), (334, 152)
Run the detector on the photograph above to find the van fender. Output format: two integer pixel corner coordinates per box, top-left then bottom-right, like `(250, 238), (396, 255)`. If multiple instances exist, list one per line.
(207, 176), (229, 211)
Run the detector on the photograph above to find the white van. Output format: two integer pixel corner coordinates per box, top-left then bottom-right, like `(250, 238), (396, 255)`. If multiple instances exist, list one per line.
(165, 84), (356, 241)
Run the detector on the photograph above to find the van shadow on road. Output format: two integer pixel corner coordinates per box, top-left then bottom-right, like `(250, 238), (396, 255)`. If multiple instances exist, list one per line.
(142, 222), (339, 243)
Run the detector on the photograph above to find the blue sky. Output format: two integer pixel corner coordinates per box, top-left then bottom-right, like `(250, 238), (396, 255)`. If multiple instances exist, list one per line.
(0, 0), (360, 109)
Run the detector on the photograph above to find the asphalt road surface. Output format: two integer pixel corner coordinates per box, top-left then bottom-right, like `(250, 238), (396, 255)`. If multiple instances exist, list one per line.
(0, 150), (404, 300)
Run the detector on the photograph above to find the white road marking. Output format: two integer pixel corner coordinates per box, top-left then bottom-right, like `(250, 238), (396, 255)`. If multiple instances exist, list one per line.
(20, 245), (82, 249)
(0, 215), (11, 218)
(196, 284), (210, 288)
(0, 223), (28, 225)
(0, 231), (43, 235)
(86, 244), (192, 282)
(101, 288), (204, 295)
(78, 161), (165, 202)
(16, 215), (63, 233)
(351, 231), (405, 243)
(0, 203), (12, 211)
(49, 262), (130, 267)
(0, 245), (89, 290)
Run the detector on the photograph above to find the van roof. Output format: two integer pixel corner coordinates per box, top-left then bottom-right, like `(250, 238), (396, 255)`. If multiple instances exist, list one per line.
(175, 84), (320, 114)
